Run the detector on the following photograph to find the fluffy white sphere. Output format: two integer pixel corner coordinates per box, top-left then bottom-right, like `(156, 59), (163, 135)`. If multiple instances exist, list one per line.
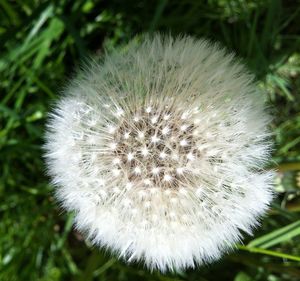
(45, 34), (274, 272)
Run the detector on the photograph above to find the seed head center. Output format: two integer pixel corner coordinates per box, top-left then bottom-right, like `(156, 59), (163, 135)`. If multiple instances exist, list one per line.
(109, 106), (198, 189)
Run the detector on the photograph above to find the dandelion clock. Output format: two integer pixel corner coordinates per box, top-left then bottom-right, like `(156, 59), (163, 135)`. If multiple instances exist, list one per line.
(45, 34), (274, 272)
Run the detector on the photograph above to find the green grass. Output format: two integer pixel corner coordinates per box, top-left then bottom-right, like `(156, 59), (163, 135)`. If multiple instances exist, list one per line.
(1, 0), (300, 280)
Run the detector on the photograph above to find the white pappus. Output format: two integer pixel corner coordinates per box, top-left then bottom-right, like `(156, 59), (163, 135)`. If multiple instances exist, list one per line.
(44, 34), (274, 272)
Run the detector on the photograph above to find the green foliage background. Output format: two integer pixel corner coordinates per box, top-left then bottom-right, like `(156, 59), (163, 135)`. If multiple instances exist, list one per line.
(1, 0), (300, 280)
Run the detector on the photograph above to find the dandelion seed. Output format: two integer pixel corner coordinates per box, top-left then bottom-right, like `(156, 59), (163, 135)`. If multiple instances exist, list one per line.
(143, 179), (152, 185)
(162, 126), (170, 135)
(133, 166), (142, 175)
(176, 167), (184, 175)
(133, 115), (140, 122)
(45, 34), (274, 272)
(152, 167), (160, 175)
(159, 151), (167, 159)
(108, 125), (116, 134)
(124, 132), (130, 139)
(127, 152), (134, 162)
(163, 174), (172, 182)
(179, 139), (188, 147)
(140, 146), (149, 157)
(112, 158), (121, 165)
(110, 142), (118, 150)
(186, 152), (195, 161)
(151, 116), (159, 124)
(180, 124), (188, 131)
(125, 182), (133, 190)
(151, 135), (160, 143)
(137, 131), (145, 139)
(163, 114), (171, 120)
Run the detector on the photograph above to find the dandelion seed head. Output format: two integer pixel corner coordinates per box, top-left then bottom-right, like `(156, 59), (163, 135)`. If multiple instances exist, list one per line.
(45, 34), (274, 272)
(103, 103), (199, 190)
